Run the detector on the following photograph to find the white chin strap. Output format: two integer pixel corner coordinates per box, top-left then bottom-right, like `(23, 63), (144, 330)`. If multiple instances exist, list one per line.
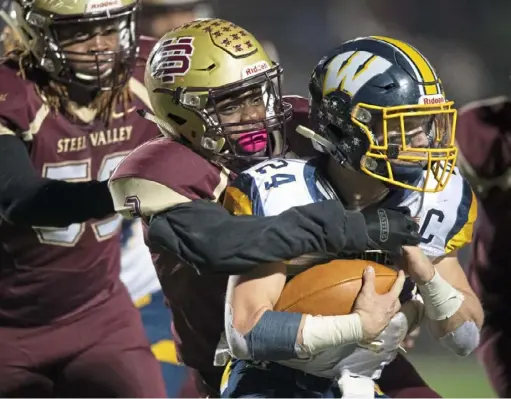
(75, 68), (113, 82)
(295, 125), (336, 153)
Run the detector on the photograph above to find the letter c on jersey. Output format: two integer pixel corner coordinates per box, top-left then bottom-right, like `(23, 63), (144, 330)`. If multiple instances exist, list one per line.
(419, 209), (445, 244)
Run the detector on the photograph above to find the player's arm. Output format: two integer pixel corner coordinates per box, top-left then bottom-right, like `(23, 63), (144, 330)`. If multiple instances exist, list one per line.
(398, 247), (483, 356)
(168, 173), (420, 276)
(148, 195), (422, 275)
(108, 141), (375, 275)
(225, 262), (362, 362)
(148, 198), (370, 275)
(109, 140), (420, 275)
(397, 167), (482, 356)
(431, 250), (483, 325)
(224, 261), (406, 362)
(0, 133), (114, 227)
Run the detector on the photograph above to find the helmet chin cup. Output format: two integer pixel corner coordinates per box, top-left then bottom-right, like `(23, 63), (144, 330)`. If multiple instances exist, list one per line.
(201, 136), (226, 153)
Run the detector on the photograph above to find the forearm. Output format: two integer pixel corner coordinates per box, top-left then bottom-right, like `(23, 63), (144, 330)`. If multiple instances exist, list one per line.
(417, 269), (482, 329)
(0, 135), (114, 226)
(148, 199), (368, 275)
(225, 306), (363, 361)
(226, 264), (364, 362)
(3, 179), (114, 226)
(400, 247), (482, 356)
(417, 270), (482, 356)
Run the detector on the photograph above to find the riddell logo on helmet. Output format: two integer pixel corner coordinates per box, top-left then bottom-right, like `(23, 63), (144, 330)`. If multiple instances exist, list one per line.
(86, 0), (122, 13)
(241, 61), (270, 79)
(418, 94), (446, 105)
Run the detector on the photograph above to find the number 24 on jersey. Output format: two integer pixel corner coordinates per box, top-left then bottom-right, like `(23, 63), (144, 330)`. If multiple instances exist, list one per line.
(255, 160), (297, 190)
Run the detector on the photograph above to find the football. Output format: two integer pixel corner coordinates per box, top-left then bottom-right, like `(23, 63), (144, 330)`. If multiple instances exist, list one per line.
(274, 259), (397, 316)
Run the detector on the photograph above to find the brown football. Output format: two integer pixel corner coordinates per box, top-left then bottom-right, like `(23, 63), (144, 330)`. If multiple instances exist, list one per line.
(274, 259), (397, 315)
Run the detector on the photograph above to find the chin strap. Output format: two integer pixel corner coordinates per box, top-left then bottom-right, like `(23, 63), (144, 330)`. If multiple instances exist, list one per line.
(136, 109), (180, 139)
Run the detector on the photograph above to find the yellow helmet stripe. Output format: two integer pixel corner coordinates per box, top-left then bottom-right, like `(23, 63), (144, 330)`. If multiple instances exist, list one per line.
(371, 36), (439, 95)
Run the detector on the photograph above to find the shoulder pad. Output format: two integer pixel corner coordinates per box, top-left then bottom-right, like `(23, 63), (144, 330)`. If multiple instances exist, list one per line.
(224, 158), (331, 217)
(0, 62), (46, 140)
(223, 173), (258, 216)
(109, 138), (231, 218)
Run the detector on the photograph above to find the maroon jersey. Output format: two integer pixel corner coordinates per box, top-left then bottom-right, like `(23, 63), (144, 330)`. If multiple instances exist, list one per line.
(108, 95), (313, 375)
(456, 97), (511, 312)
(110, 137), (233, 373)
(0, 37), (160, 326)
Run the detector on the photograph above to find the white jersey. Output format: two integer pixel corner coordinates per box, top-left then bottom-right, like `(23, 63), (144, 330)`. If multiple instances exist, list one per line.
(227, 157), (475, 261)
(223, 157), (476, 380)
(120, 218), (161, 302)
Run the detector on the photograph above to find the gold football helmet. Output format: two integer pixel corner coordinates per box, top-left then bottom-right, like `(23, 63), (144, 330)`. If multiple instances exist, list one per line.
(145, 18), (291, 169)
(2, 0), (139, 90)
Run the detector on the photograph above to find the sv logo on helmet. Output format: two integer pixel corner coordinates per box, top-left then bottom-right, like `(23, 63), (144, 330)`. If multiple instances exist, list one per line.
(151, 37), (195, 84)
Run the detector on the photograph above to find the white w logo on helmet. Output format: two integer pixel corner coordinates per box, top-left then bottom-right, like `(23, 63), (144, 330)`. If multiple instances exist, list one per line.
(323, 51), (392, 97)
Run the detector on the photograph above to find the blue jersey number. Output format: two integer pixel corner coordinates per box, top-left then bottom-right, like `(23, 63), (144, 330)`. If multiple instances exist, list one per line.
(256, 160), (297, 190)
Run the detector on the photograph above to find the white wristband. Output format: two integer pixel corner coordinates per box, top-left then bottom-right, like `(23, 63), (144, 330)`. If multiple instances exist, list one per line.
(417, 269), (464, 320)
(298, 314), (363, 356)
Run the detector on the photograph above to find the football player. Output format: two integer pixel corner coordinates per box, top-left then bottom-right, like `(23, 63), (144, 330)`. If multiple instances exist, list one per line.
(221, 36), (484, 398)
(108, 20), (421, 396)
(1, 3), (188, 394)
(120, 0), (209, 306)
(2, 3), (193, 395)
(0, 0), (170, 396)
(456, 97), (511, 397)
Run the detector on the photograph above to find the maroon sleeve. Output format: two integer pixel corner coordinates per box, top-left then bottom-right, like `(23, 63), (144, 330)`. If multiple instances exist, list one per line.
(456, 97), (511, 220)
(283, 95), (321, 158)
(457, 98), (511, 179)
(108, 138), (229, 219)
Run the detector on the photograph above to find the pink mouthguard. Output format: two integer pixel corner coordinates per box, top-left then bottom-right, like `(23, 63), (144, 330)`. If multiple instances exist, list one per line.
(236, 130), (268, 153)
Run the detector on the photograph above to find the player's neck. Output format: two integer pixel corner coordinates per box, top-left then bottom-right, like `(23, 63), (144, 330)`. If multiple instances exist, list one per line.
(325, 156), (389, 210)
(66, 84), (100, 108)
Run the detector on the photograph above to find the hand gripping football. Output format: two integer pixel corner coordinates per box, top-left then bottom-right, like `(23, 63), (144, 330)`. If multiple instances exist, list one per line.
(274, 259), (398, 315)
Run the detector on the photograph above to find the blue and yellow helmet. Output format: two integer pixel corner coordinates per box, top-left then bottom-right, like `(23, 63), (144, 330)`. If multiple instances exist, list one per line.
(309, 36), (458, 193)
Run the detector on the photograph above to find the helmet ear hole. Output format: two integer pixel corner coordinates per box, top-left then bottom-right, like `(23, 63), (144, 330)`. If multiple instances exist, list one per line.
(167, 112), (186, 126)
